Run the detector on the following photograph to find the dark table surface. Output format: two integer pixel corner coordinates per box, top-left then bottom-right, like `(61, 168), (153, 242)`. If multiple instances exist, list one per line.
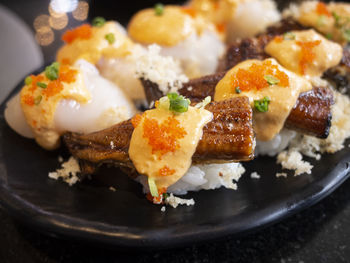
(1, 0), (350, 262)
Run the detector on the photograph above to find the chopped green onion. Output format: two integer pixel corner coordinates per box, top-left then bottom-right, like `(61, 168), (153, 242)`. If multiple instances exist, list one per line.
(45, 62), (60, 80)
(326, 33), (333, 40)
(92, 17), (106, 27)
(342, 29), (350, 42)
(194, 96), (211, 109)
(317, 15), (326, 27)
(37, 82), (47, 89)
(162, 193), (169, 200)
(254, 97), (271, 113)
(158, 96), (170, 110)
(235, 87), (241, 94)
(167, 93), (190, 113)
(34, 95), (42, 105)
(148, 177), (159, 197)
(105, 33), (115, 44)
(264, 75), (280, 85)
(332, 12), (341, 28)
(154, 3), (164, 16)
(283, 32), (296, 40)
(24, 76), (32, 85)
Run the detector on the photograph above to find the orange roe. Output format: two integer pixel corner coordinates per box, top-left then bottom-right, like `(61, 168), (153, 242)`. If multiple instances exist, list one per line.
(181, 6), (196, 17)
(131, 114), (143, 128)
(216, 23), (226, 33)
(61, 58), (71, 65)
(274, 36), (283, 43)
(316, 2), (331, 17)
(296, 40), (321, 75)
(62, 24), (92, 44)
(146, 187), (167, 204)
(158, 166), (176, 177)
(143, 116), (187, 158)
(231, 60), (290, 93)
(59, 66), (78, 83)
(22, 94), (34, 106)
(42, 80), (64, 99)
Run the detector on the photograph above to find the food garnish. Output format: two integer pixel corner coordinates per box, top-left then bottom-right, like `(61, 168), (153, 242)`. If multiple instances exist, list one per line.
(24, 76), (32, 86)
(45, 62), (60, 80)
(104, 33), (115, 44)
(34, 95), (42, 106)
(235, 87), (241, 94)
(264, 75), (280, 85)
(92, 16), (106, 27)
(154, 3), (164, 16)
(37, 82), (47, 89)
(296, 40), (321, 75)
(254, 96), (271, 113)
(62, 24), (92, 44)
(283, 32), (296, 40)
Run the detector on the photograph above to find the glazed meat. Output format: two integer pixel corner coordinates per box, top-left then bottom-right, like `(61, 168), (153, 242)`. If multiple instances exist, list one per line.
(63, 97), (255, 174)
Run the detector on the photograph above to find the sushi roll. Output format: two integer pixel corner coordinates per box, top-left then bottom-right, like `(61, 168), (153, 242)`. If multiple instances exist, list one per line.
(188, 0), (281, 43)
(56, 19), (146, 103)
(128, 5), (225, 78)
(5, 59), (135, 150)
(283, 1), (350, 46)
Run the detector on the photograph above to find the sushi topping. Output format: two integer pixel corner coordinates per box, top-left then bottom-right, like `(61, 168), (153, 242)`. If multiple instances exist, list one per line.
(62, 24), (92, 44)
(37, 82), (47, 89)
(143, 116), (187, 158)
(159, 165), (176, 177)
(105, 33), (115, 44)
(254, 97), (271, 113)
(24, 76), (32, 86)
(316, 2), (331, 17)
(181, 6), (196, 18)
(22, 64), (78, 106)
(148, 177), (159, 197)
(45, 62), (60, 81)
(231, 60), (289, 92)
(283, 32), (296, 40)
(167, 93), (190, 113)
(154, 3), (164, 16)
(296, 40), (321, 75)
(235, 87), (241, 94)
(332, 12), (350, 42)
(264, 75), (280, 85)
(34, 95), (42, 105)
(92, 16), (106, 27)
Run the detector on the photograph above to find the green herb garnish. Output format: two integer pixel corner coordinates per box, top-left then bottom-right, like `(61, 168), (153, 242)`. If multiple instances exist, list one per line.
(254, 96), (271, 113)
(283, 32), (296, 40)
(24, 76), (32, 85)
(92, 17), (106, 27)
(326, 33), (333, 39)
(235, 87), (241, 94)
(342, 29), (350, 42)
(264, 75), (280, 85)
(154, 3), (164, 16)
(162, 193), (169, 200)
(45, 62), (60, 81)
(105, 33), (115, 44)
(37, 82), (47, 89)
(167, 93), (190, 113)
(332, 12), (341, 28)
(148, 177), (159, 197)
(34, 95), (42, 105)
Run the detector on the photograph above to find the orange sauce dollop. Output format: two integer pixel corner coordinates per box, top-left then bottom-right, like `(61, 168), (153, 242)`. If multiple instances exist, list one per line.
(230, 60), (289, 92)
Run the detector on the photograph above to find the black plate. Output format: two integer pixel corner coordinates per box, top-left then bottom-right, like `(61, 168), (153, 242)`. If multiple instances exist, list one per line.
(1, 76), (350, 249)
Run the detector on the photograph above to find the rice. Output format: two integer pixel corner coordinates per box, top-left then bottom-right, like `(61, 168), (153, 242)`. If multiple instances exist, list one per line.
(226, 0), (281, 42)
(165, 194), (195, 208)
(160, 30), (225, 78)
(97, 45), (147, 102)
(48, 156), (80, 186)
(136, 162), (245, 196)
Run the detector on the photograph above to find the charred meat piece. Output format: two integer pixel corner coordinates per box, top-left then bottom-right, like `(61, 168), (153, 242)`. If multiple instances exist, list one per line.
(284, 86), (334, 138)
(63, 97), (255, 175)
(142, 76), (333, 139)
(263, 18), (308, 37)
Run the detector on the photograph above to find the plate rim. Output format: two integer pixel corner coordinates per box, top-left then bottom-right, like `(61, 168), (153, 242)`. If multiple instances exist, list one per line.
(1, 73), (350, 249)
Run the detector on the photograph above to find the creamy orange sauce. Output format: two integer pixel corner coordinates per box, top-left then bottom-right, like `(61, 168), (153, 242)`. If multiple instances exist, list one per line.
(214, 59), (312, 141)
(57, 21), (134, 65)
(296, 2), (350, 45)
(128, 5), (214, 46)
(265, 30), (343, 77)
(129, 104), (213, 190)
(20, 65), (91, 149)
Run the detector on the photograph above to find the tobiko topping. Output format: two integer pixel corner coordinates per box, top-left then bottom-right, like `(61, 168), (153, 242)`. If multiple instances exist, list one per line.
(296, 40), (321, 75)
(62, 24), (92, 44)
